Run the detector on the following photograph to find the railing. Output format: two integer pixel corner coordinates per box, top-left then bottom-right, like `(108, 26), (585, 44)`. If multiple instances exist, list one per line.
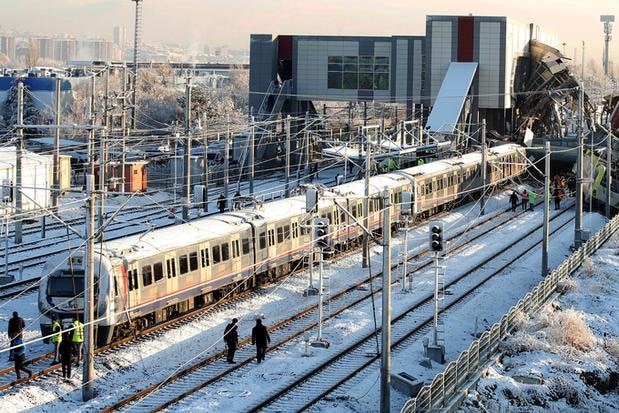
(401, 213), (619, 413)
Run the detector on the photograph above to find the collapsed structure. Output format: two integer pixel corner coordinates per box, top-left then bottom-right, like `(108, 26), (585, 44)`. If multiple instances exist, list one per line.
(249, 14), (585, 158)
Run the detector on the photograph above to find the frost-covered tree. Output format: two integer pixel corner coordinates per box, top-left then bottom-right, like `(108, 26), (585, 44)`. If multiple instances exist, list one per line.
(1, 80), (41, 135)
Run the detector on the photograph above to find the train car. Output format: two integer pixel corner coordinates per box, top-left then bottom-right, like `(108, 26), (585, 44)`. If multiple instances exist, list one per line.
(39, 144), (527, 345)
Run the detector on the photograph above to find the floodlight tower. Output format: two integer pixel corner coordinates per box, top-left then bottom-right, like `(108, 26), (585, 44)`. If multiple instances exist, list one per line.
(601, 15), (615, 77)
(131, 0), (143, 130)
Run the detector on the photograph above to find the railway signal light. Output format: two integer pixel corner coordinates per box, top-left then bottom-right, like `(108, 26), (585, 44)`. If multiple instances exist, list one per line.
(429, 221), (444, 252)
(314, 217), (329, 248)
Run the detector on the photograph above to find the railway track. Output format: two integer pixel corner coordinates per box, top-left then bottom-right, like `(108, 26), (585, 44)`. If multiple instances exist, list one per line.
(98, 204), (571, 412)
(248, 209), (575, 413)
(0, 197), (511, 394)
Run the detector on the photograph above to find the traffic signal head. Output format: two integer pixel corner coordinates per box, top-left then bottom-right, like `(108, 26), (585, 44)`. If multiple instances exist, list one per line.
(314, 217), (330, 248)
(429, 221), (444, 252)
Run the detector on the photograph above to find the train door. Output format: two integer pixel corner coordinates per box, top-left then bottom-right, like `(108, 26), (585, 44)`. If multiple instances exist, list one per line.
(230, 233), (242, 277)
(125, 261), (140, 314)
(198, 241), (212, 283)
(266, 222), (277, 270)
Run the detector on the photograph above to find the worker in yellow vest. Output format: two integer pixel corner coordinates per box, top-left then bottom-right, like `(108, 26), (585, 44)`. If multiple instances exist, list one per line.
(71, 316), (84, 367)
(50, 315), (62, 365)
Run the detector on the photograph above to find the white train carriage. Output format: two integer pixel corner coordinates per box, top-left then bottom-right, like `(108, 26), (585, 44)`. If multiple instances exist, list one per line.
(39, 144), (527, 345)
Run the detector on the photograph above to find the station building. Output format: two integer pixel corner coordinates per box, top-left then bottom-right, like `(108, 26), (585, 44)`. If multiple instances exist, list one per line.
(249, 15), (559, 134)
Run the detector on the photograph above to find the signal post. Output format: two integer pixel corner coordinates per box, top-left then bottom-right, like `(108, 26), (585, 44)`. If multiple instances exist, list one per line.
(427, 221), (446, 364)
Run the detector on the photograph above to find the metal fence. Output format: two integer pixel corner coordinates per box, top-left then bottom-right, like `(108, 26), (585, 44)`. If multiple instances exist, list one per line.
(401, 213), (619, 413)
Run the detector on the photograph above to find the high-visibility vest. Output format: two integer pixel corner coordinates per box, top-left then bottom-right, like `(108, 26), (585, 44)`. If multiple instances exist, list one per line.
(71, 320), (84, 343)
(51, 320), (62, 343)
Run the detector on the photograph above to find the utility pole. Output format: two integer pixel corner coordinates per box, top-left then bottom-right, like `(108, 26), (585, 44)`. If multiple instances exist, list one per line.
(120, 64), (127, 193)
(250, 116), (255, 196)
(419, 104), (424, 144)
(380, 186), (391, 413)
(98, 66), (110, 229)
(607, 124), (612, 218)
(304, 112), (310, 173)
(203, 125), (209, 212)
(224, 130), (230, 197)
(542, 142), (550, 276)
(575, 85), (584, 248)
(285, 115), (291, 197)
(480, 119), (487, 215)
(183, 74), (192, 222)
(131, 0), (143, 131)
(82, 174), (95, 401)
(53, 78), (61, 207)
(362, 134), (371, 268)
(581, 41), (585, 85)
(14, 81), (24, 244)
(89, 76), (96, 176)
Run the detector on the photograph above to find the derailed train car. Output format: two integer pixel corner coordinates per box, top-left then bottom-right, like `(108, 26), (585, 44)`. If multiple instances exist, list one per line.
(39, 144), (527, 345)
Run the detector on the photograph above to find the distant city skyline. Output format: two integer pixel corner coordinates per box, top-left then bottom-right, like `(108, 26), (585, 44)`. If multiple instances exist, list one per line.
(1, 0), (617, 66)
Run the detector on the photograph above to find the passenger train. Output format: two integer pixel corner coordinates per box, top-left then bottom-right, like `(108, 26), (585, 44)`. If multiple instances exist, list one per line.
(39, 144), (527, 345)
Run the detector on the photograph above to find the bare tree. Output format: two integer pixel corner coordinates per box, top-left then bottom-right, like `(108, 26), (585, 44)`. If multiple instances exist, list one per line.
(25, 39), (39, 68)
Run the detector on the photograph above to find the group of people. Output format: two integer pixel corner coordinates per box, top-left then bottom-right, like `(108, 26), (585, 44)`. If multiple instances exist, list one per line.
(223, 318), (271, 364)
(510, 189), (538, 212)
(7, 312), (84, 381)
(217, 191), (244, 213)
(509, 174), (568, 213)
(49, 315), (84, 379)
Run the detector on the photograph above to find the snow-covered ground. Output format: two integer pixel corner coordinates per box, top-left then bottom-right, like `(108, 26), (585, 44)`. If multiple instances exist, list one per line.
(0, 182), (611, 412)
(457, 229), (619, 413)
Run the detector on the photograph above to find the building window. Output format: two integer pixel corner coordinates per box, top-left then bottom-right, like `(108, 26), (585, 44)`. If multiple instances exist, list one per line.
(328, 55), (390, 91)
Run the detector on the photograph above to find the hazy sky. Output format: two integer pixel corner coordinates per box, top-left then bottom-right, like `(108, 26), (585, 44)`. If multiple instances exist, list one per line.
(1, 0), (617, 64)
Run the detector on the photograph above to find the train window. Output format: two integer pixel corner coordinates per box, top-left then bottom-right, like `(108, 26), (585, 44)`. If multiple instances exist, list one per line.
(327, 213), (332, 224)
(277, 227), (284, 243)
(189, 252), (199, 271)
(351, 205), (357, 217)
(358, 202), (363, 216)
(284, 225), (290, 240)
(341, 211), (346, 223)
(221, 243), (230, 261)
(179, 255), (189, 275)
(213, 245), (221, 264)
(153, 262), (164, 281)
(292, 223), (298, 239)
(113, 277), (118, 296)
(127, 270), (134, 291)
(201, 248), (210, 267)
(242, 238), (250, 254)
(166, 258), (176, 278)
(232, 240), (239, 258)
(142, 265), (153, 286)
(268, 229), (275, 247)
(259, 232), (267, 249)
(131, 268), (138, 290)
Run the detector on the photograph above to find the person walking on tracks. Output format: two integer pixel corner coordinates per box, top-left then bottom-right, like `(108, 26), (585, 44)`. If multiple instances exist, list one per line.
(7, 311), (25, 361)
(59, 332), (73, 379)
(12, 336), (33, 380)
(251, 318), (271, 363)
(50, 315), (62, 364)
(223, 318), (239, 363)
(528, 190), (537, 211)
(71, 316), (84, 367)
(521, 190), (529, 211)
(509, 191), (519, 212)
(553, 187), (562, 210)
